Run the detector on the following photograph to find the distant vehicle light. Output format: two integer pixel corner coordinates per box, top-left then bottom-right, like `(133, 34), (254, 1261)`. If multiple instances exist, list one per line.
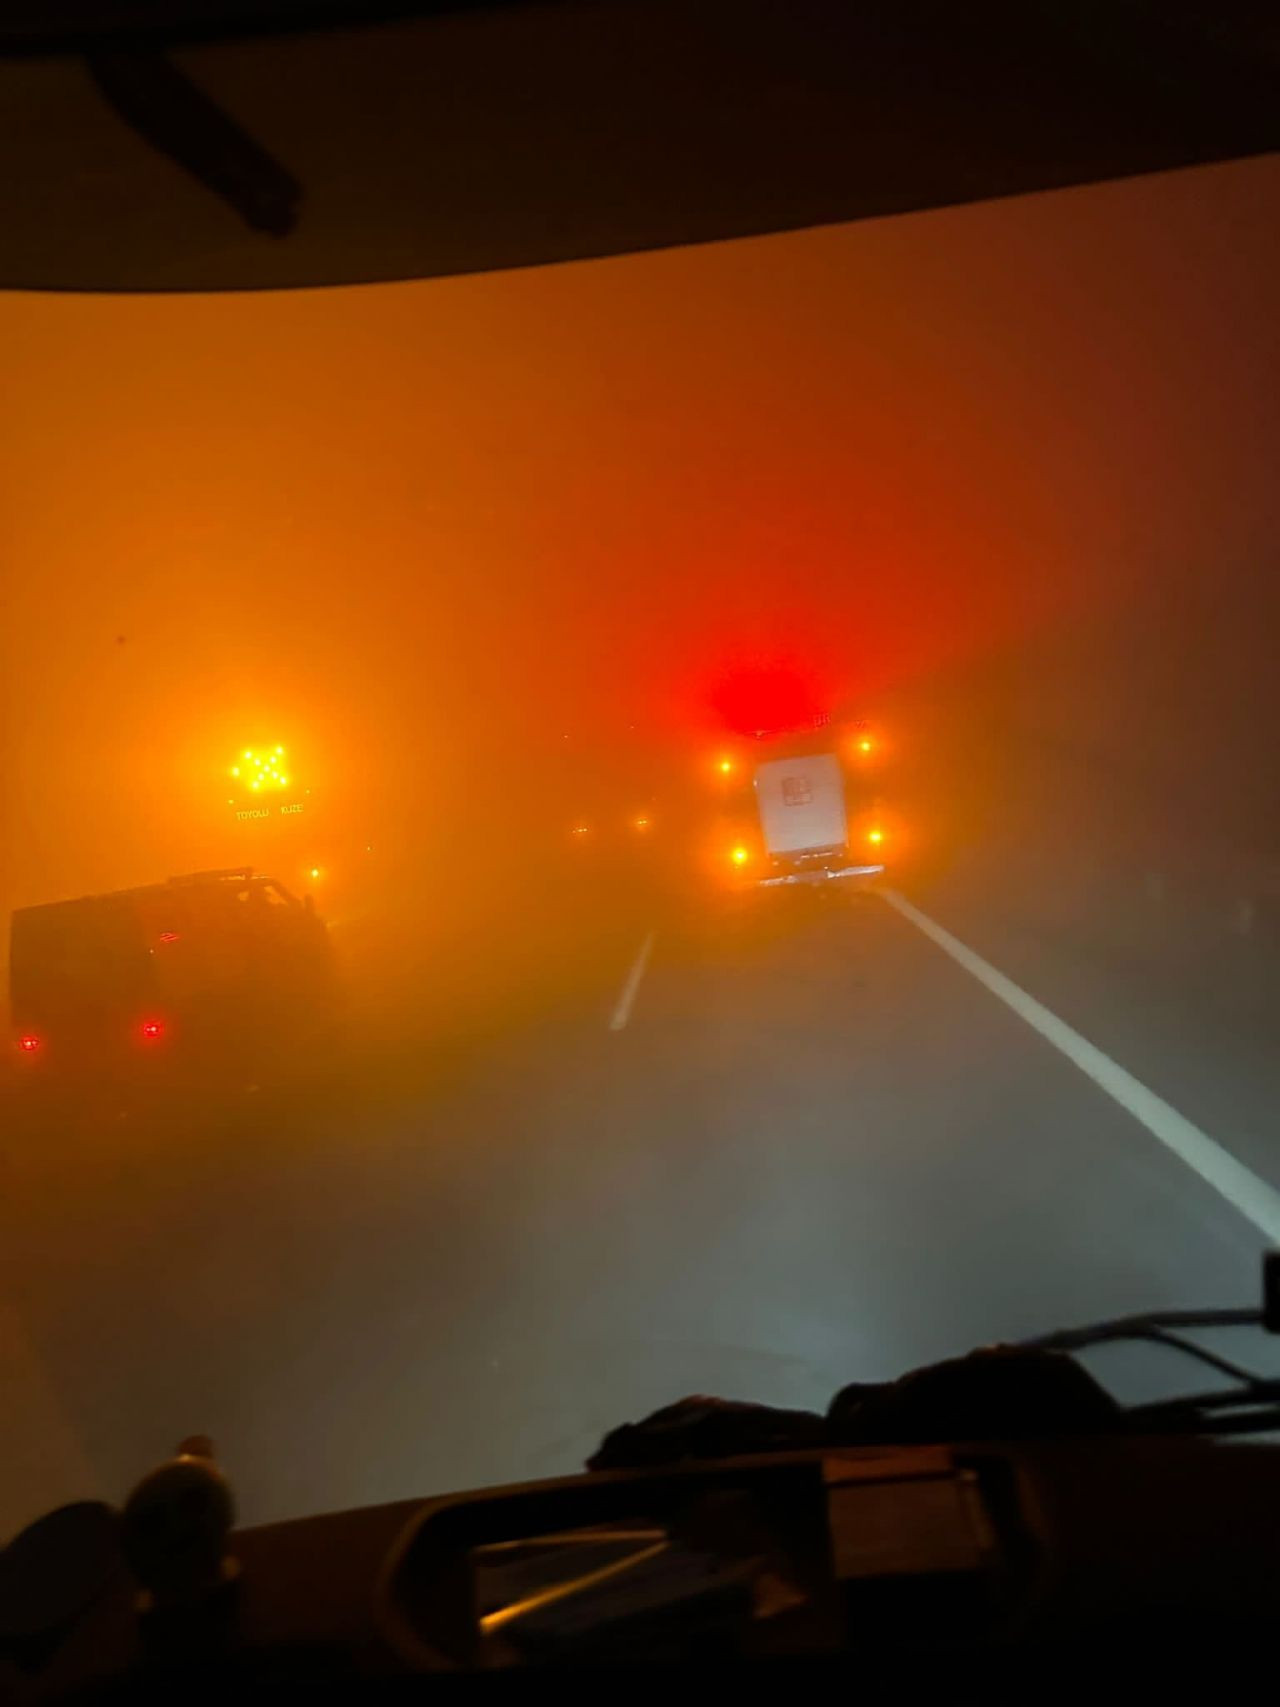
(634, 816), (650, 830)
(571, 824), (590, 837)
(858, 738), (874, 754)
(18, 1034), (41, 1053)
(309, 867), (322, 880)
(157, 931), (180, 944)
(730, 845), (750, 865)
(139, 1019), (165, 1041)
(867, 828), (884, 844)
(718, 758), (734, 775)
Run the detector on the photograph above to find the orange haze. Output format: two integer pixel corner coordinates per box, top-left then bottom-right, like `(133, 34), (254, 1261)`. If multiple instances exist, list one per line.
(2, 153), (1277, 908)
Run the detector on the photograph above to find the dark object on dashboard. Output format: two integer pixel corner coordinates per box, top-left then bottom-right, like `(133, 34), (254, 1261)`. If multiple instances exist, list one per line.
(829, 1347), (1120, 1445)
(0, 1501), (130, 1676)
(588, 1395), (827, 1470)
(121, 1438), (238, 1612)
(588, 1349), (1117, 1470)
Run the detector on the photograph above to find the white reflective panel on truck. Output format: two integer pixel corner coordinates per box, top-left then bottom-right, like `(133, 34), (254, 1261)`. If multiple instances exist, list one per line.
(753, 752), (848, 856)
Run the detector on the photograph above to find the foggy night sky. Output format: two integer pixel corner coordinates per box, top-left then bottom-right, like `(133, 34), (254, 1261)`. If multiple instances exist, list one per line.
(1, 152), (1277, 911)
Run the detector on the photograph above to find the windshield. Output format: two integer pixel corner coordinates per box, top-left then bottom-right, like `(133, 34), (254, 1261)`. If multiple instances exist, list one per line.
(2, 151), (1277, 1536)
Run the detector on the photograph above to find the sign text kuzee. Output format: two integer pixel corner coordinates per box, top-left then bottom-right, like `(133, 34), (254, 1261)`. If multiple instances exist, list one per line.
(234, 802), (305, 822)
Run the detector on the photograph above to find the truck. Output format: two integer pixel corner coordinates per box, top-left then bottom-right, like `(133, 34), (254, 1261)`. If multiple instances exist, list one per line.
(752, 748), (885, 886)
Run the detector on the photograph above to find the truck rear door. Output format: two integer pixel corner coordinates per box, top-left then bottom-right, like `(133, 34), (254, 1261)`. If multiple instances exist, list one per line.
(753, 753), (848, 857)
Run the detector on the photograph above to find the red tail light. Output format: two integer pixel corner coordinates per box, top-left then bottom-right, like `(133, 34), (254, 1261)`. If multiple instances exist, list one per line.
(18, 1033), (41, 1053)
(139, 1019), (166, 1042)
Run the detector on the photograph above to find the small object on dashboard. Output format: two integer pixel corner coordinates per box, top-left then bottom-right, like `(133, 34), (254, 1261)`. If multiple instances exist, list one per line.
(121, 1438), (239, 1613)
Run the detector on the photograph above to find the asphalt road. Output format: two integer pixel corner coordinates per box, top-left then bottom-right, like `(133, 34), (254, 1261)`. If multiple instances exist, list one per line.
(1, 865), (1272, 1539)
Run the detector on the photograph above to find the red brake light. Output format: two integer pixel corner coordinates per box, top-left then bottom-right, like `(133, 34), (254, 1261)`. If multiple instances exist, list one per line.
(139, 1019), (166, 1042)
(18, 1033), (41, 1053)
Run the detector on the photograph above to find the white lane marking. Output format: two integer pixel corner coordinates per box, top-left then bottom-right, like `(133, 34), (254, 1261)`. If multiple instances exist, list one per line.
(881, 889), (1280, 1244)
(609, 931), (656, 1032)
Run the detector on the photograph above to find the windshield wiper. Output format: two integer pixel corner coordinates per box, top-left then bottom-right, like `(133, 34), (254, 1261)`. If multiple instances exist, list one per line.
(1018, 1276), (1280, 1437)
(1021, 1306), (1265, 1388)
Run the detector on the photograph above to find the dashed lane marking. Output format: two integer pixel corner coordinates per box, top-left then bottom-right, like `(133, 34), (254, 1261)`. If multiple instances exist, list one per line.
(609, 931), (656, 1032)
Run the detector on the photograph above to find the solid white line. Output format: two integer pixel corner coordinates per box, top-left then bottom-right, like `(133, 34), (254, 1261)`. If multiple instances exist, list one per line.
(881, 889), (1280, 1244)
(609, 931), (656, 1032)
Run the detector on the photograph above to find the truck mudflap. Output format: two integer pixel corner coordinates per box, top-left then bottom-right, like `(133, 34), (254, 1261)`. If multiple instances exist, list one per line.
(758, 862), (884, 888)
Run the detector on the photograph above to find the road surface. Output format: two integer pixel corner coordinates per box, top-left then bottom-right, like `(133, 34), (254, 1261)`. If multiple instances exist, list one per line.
(1, 866), (1272, 1538)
